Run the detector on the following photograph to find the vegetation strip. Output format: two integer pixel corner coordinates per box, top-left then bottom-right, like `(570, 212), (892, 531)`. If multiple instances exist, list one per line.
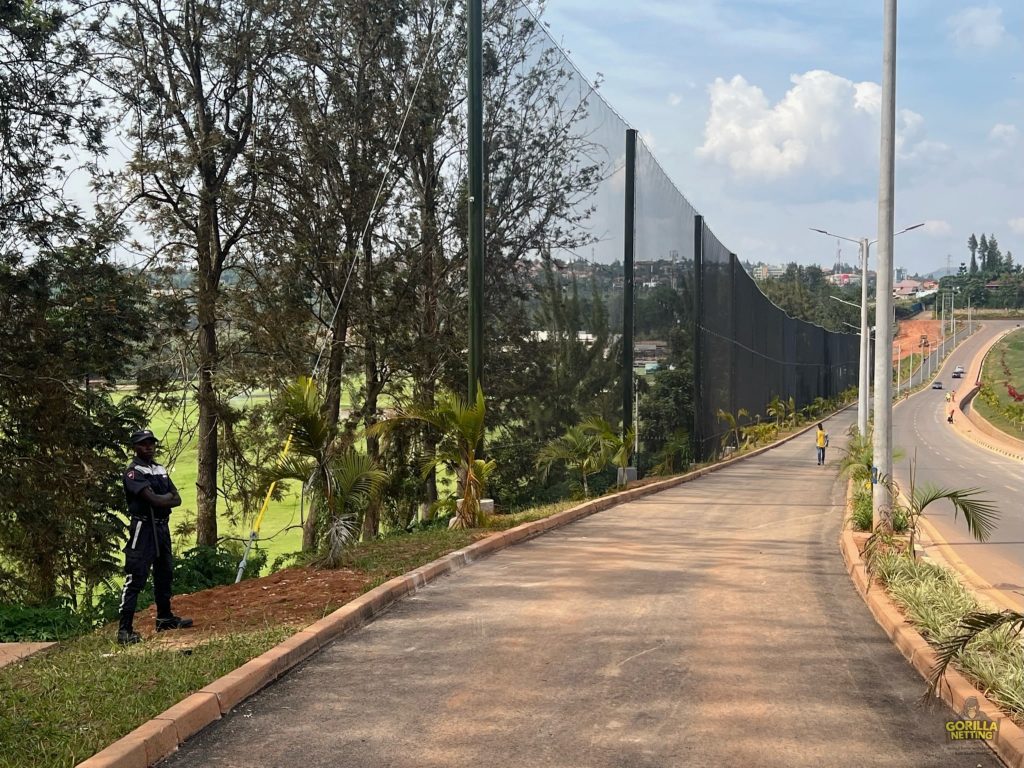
(71, 411), (841, 768)
(840, 530), (1024, 767)
(952, 329), (1024, 461)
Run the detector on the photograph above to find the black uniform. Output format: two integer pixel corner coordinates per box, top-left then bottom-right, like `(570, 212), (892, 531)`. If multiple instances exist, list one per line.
(118, 459), (179, 630)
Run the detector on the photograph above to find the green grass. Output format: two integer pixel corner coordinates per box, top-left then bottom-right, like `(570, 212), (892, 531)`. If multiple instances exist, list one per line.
(117, 389), (305, 560)
(975, 329), (1024, 441)
(873, 552), (1024, 721)
(0, 627), (294, 768)
(343, 500), (576, 587)
(894, 352), (924, 387)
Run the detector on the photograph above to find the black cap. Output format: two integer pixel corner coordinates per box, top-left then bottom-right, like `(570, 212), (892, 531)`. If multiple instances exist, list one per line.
(130, 429), (158, 445)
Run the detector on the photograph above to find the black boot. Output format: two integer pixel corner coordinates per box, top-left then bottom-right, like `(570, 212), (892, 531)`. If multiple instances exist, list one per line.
(117, 628), (142, 645)
(155, 614), (194, 631)
(118, 611), (141, 645)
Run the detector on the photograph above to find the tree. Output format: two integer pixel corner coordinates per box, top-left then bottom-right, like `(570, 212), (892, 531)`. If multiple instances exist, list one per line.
(978, 234), (990, 272)
(100, 0), (297, 545)
(264, 378), (386, 561)
(536, 426), (607, 498)
(987, 234), (1002, 273)
(1, 0), (103, 242)
(581, 418), (635, 482)
(0, 237), (151, 604)
(967, 234), (979, 275)
(372, 388), (495, 530)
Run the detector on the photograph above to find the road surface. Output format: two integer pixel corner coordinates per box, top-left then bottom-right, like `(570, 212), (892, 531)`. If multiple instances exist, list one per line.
(893, 319), (1024, 612)
(161, 413), (996, 768)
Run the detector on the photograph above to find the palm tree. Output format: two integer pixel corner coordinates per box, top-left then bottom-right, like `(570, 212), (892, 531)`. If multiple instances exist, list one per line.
(837, 427), (905, 490)
(266, 377), (387, 557)
(580, 417), (635, 483)
(766, 396), (784, 430)
(371, 387), (494, 529)
(900, 459), (998, 557)
(536, 425), (608, 498)
(651, 429), (691, 475)
(716, 408), (749, 452)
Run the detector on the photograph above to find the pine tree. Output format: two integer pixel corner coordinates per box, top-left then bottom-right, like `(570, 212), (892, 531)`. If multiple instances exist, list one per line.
(968, 233), (979, 274)
(979, 234), (989, 272)
(988, 234), (1002, 272)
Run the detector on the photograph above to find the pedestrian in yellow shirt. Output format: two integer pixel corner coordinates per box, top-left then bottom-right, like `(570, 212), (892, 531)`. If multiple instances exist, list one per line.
(816, 423), (829, 466)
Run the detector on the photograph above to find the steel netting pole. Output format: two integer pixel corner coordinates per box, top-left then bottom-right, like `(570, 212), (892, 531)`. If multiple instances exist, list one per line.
(623, 129), (636, 441)
(467, 0), (484, 403)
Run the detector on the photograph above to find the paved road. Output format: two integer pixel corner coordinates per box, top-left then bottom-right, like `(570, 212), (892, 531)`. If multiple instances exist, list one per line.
(893, 319), (1024, 611)
(163, 413), (997, 768)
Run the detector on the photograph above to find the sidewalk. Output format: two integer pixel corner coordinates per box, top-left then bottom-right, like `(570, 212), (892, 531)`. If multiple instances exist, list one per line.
(0, 642), (53, 669)
(161, 411), (998, 768)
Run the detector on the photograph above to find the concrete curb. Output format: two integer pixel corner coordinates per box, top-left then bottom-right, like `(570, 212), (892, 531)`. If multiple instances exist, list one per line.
(76, 408), (845, 768)
(839, 528), (1024, 768)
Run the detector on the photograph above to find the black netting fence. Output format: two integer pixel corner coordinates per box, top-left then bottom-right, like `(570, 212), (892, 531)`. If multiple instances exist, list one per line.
(479, 3), (859, 482)
(693, 219), (860, 458)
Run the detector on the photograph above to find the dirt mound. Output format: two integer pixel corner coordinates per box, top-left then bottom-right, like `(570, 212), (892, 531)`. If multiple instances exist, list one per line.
(893, 318), (941, 360)
(130, 566), (373, 642)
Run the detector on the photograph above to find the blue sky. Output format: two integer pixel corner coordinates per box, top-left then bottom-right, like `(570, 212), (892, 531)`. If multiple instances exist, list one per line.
(543, 0), (1023, 274)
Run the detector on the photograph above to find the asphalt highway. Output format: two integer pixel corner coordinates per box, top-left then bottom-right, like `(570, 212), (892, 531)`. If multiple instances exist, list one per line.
(891, 320), (1024, 611)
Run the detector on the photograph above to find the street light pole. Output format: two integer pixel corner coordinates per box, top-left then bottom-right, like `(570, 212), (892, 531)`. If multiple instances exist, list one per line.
(872, 0), (898, 530)
(810, 223), (922, 437)
(896, 341), (901, 395)
(858, 238), (870, 436)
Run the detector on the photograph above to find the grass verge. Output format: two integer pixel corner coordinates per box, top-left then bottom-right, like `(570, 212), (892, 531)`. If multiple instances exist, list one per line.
(974, 328), (1024, 442)
(0, 627), (294, 768)
(0, 499), (578, 768)
(872, 552), (1024, 721)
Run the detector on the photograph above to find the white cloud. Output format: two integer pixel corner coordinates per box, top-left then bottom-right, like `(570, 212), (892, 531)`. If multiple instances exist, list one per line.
(923, 220), (953, 236)
(696, 70), (945, 184)
(948, 6), (1007, 50)
(1010, 218), (1024, 235)
(990, 123), (1019, 145)
(667, 92), (682, 107)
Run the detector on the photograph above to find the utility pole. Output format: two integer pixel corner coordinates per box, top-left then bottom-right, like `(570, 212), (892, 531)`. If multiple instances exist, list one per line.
(872, 0), (898, 531)
(859, 239), (870, 436)
(941, 295), (946, 360)
(467, 0), (484, 402)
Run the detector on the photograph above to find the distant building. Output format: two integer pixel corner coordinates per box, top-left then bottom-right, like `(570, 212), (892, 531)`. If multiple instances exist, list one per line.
(895, 267), (908, 282)
(750, 264), (786, 280)
(893, 279), (923, 298)
(826, 272), (862, 287)
(634, 339), (668, 363)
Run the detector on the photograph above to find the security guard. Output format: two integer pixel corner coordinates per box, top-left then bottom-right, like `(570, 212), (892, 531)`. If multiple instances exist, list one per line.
(117, 429), (193, 644)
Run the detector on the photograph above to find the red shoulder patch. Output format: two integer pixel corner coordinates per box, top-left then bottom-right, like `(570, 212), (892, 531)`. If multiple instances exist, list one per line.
(127, 471), (135, 480)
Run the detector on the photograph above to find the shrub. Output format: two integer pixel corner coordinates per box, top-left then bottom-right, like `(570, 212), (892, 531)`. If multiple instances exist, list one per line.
(850, 489), (873, 531)
(0, 602), (92, 642)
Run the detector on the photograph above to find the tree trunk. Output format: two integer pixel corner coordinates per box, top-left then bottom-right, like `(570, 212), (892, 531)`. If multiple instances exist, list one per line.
(302, 499), (318, 552)
(195, 211), (220, 546)
(321, 301), (350, 429)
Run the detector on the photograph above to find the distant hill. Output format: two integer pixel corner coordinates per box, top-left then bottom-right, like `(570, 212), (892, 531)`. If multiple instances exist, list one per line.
(924, 266), (957, 280)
